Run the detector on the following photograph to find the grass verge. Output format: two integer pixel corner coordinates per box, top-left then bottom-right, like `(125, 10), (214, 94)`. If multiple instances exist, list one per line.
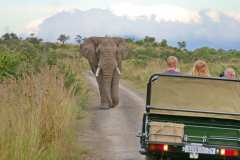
(0, 66), (88, 160)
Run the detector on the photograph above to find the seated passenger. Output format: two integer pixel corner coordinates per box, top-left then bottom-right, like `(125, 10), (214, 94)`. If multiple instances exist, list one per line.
(192, 60), (210, 77)
(164, 56), (181, 75)
(224, 68), (236, 79)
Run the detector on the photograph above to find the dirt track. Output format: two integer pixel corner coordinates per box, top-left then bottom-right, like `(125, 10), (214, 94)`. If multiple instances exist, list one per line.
(79, 73), (145, 160)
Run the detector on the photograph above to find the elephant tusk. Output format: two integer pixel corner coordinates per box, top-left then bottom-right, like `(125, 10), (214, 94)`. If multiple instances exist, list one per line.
(96, 67), (101, 77)
(116, 67), (121, 75)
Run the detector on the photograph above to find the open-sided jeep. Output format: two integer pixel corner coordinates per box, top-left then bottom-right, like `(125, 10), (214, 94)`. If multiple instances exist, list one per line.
(138, 74), (240, 160)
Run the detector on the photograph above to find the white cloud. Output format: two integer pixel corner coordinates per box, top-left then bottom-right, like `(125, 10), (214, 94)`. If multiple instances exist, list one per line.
(25, 6), (78, 33)
(206, 9), (221, 22)
(110, 2), (201, 23)
(27, 7), (240, 49)
(25, 17), (47, 33)
(224, 11), (240, 22)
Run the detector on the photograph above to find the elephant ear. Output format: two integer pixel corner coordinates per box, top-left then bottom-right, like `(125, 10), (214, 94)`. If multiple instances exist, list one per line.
(80, 37), (100, 73)
(113, 38), (129, 69)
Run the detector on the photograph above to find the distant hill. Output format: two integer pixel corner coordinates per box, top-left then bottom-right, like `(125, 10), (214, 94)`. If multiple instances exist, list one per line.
(37, 8), (240, 50)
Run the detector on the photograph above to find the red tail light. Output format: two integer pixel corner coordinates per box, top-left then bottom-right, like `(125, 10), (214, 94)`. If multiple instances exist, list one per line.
(148, 144), (168, 152)
(220, 149), (239, 157)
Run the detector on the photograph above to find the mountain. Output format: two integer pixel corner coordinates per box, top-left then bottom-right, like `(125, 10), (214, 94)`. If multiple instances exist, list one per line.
(37, 8), (240, 50)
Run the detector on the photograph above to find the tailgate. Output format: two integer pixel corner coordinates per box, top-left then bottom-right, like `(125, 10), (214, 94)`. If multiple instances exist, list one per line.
(149, 114), (240, 148)
(185, 125), (240, 147)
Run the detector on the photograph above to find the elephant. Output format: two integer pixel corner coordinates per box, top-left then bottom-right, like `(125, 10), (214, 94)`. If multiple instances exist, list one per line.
(80, 37), (128, 109)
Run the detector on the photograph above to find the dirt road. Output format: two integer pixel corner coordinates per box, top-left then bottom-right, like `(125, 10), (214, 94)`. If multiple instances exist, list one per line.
(79, 74), (145, 160)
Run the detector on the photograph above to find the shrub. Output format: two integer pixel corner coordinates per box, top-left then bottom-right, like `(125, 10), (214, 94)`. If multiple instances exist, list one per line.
(0, 52), (22, 79)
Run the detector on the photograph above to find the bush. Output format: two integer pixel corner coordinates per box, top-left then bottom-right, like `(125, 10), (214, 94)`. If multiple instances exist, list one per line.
(0, 53), (22, 79)
(0, 38), (61, 80)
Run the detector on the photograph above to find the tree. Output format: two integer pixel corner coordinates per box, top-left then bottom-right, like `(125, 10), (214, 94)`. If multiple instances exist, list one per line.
(159, 39), (168, 47)
(142, 36), (156, 47)
(26, 33), (42, 44)
(144, 36), (155, 43)
(75, 35), (83, 44)
(136, 39), (144, 45)
(30, 33), (35, 37)
(126, 37), (134, 43)
(1, 33), (19, 41)
(177, 41), (186, 50)
(57, 34), (70, 45)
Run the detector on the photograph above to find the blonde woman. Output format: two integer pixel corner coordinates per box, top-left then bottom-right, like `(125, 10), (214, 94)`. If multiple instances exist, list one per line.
(224, 68), (236, 79)
(192, 60), (210, 77)
(164, 56), (181, 75)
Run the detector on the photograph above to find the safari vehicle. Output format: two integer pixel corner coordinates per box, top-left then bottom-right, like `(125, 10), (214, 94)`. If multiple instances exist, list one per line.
(138, 74), (240, 160)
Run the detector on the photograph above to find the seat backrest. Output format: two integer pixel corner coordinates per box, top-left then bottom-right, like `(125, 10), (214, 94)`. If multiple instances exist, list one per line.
(149, 75), (240, 120)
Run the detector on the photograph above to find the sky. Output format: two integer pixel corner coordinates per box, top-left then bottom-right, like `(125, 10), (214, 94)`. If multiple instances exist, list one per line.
(1, 0), (240, 34)
(1, 0), (240, 49)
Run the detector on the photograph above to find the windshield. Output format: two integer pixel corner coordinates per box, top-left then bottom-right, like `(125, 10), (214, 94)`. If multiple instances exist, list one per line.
(150, 75), (240, 119)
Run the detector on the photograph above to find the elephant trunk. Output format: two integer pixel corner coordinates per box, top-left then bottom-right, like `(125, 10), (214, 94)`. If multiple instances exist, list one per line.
(97, 54), (121, 107)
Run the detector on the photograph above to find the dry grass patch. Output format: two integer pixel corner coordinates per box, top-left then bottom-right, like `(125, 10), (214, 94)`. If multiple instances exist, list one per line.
(0, 66), (88, 160)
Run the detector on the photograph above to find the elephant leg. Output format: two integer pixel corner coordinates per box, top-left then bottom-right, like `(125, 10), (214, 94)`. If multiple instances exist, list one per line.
(96, 75), (105, 107)
(97, 75), (113, 109)
(111, 71), (120, 107)
(103, 76), (113, 108)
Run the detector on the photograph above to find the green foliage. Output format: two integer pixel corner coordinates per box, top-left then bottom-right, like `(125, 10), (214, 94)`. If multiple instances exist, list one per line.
(58, 34), (70, 45)
(159, 39), (168, 47)
(136, 39), (144, 45)
(25, 34), (42, 44)
(144, 36), (155, 43)
(0, 53), (21, 78)
(75, 35), (83, 44)
(47, 52), (57, 66)
(126, 38), (134, 43)
(0, 35), (62, 80)
(129, 36), (240, 65)
(1, 33), (19, 41)
(126, 36), (240, 81)
(177, 41), (186, 49)
(58, 63), (84, 96)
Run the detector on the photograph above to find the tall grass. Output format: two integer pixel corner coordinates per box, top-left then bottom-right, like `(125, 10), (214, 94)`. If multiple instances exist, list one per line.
(0, 66), (88, 160)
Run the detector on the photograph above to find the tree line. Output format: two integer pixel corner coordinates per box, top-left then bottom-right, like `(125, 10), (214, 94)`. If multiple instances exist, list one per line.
(1, 33), (84, 45)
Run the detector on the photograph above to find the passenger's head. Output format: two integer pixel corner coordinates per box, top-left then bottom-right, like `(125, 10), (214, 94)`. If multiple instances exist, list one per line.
(192, 60), (210, 77)
(166, 56), (178, 69)
(224, 68), (236, 79)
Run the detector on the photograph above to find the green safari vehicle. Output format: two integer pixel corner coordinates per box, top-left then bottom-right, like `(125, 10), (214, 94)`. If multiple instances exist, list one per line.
(138, 74), (240, 160)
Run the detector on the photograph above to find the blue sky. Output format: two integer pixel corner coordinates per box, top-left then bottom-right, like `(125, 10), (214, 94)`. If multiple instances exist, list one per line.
(1, 0), (240, 34)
